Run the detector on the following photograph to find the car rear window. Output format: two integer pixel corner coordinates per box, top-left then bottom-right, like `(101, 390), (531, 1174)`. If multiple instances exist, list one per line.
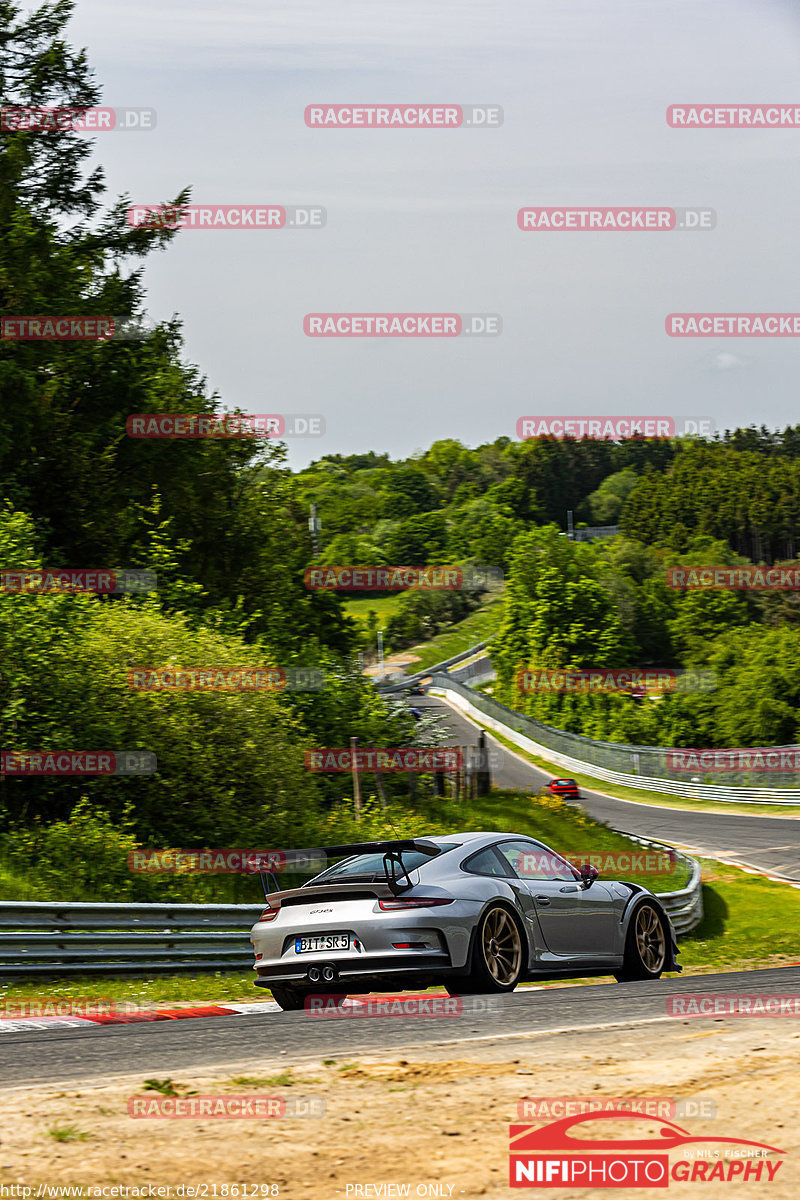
(304, 844), (458, 884)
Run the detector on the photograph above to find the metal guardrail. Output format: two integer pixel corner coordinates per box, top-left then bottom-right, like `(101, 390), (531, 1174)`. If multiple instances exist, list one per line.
(601, 831), (703, 935)
(449, 656), (496, 687)
(0, 843), (703, 978)
(660, 857), (704, 935)
(0, 902), (264, 976)
(573, 525), (621, 542)
(431, 674), (800, 804)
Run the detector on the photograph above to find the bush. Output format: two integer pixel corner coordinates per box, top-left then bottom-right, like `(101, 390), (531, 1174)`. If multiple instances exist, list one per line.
(1, 592), (321, 846)
(4, 799), (148, 901)
(0, 799), (275, 902)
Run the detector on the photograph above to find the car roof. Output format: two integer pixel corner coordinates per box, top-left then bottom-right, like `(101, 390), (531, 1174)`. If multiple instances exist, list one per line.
(425, 831), (537, 847)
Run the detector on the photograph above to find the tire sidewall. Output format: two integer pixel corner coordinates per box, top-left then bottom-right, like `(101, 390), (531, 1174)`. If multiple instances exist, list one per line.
(469, 902), (526, 993)
(623, 901), (668, 980)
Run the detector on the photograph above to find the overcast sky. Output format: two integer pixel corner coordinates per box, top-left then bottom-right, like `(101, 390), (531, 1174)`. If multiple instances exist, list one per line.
(66, 0), (800, 467)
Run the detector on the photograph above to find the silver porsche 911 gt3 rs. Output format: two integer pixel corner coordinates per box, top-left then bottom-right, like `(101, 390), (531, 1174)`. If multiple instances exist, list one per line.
(250, 831), (681, 1011)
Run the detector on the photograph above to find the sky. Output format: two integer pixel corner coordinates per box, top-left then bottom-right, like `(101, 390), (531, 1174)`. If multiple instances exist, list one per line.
(64, 0), (800, 468)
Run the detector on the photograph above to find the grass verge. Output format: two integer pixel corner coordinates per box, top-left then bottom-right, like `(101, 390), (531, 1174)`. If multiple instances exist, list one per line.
(678, 861), (800, 971)
(407, 590), (505, 672)
(0, 971), (263, 1008)
(342, 595), (402, 632)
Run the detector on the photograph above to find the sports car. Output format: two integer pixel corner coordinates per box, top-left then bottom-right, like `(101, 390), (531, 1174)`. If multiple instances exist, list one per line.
(250, 832), (681, 1010)
(547, 777), (580, 799)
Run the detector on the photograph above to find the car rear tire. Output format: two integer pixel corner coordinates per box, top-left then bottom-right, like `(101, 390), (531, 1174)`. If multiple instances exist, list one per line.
(444, 977), (480, 996)
(270, 985), (307, 1011)
(614, 902), (668, 982)
(447, 903), (525, 995)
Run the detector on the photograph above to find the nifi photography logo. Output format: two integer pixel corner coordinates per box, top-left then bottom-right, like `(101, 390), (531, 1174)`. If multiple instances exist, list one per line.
(508, 1111), (784, 1187)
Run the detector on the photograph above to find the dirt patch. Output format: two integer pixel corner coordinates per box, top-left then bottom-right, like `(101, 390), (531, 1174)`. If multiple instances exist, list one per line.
(363, 652), (421, 678)
(335, 1059), (514, 1084)
(2, 1020), (798, 1199)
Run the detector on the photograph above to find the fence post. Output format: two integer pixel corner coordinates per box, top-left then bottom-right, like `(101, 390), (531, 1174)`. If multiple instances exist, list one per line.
(477, 731), (491, 795)
(350, 737), (362, 822)
(374, 751), (388, 809)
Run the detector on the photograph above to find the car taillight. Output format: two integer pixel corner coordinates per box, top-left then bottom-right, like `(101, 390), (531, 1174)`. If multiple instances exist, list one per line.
(378, 897), (455, 911)
(259, 906), (280, 922)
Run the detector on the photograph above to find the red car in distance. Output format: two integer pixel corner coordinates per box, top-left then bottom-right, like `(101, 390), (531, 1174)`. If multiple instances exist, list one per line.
(547, 777), (580, 799)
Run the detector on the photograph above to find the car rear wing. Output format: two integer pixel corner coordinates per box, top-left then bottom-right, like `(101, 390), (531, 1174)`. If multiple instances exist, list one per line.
(259, 837), (441, 898)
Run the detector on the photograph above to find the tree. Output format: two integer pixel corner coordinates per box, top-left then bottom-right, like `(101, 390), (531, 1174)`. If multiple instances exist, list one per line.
(381, 468), (440, 516)
(583, 469), (639, 524)
(385, 513), (448, 565)
(0, 1), (349, 654)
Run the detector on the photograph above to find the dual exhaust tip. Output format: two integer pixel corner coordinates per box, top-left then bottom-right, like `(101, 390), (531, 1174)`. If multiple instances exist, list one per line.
(307, 964), (337, 984)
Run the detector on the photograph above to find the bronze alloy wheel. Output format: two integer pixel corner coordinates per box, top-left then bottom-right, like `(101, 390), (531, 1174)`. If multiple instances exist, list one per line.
(635, 904), (666, 974)
(480, 905), (523, 985)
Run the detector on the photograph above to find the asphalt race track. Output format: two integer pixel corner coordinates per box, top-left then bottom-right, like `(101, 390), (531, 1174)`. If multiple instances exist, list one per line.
(418, 694), (800, 881)
(1, 966), (798, 1086)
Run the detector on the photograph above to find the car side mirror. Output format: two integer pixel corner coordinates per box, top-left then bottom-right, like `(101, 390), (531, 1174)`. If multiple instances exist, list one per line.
(580, 864), (599, 889)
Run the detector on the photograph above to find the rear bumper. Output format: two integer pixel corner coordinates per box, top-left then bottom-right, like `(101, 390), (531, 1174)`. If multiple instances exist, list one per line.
(251, 905), (478, 979)
(255, 951), (453, 987)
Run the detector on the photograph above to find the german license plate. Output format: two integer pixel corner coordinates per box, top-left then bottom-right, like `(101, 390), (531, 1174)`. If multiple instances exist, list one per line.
(295, 934), (350, 953)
